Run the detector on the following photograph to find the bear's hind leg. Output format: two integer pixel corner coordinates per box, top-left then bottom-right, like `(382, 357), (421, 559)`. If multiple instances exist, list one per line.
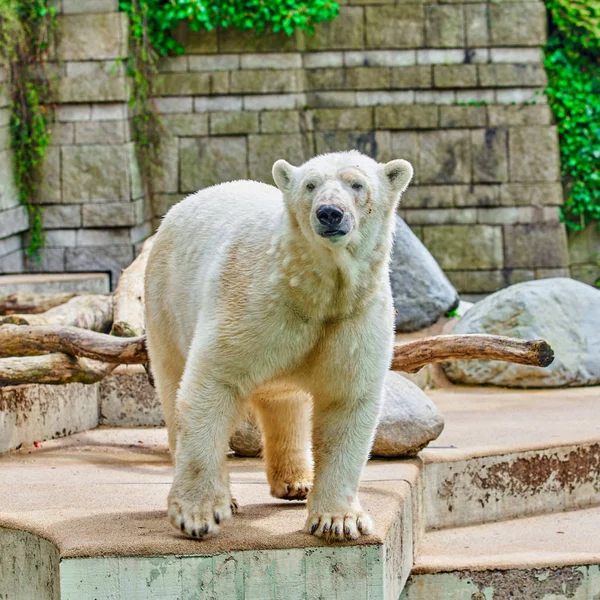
(252, 385), (313, 501)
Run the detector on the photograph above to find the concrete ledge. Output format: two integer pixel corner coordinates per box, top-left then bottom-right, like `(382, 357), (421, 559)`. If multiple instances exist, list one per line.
(0, 272), (110, 294)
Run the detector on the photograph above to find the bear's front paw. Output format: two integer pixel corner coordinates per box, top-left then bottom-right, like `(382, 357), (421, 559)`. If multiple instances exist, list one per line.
(270, 478), (312, 501)
(168, 486), (238, 539)
(305, 511), (374, 542)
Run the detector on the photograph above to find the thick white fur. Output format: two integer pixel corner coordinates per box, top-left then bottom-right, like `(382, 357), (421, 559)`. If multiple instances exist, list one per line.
(145, 151), (413, 542)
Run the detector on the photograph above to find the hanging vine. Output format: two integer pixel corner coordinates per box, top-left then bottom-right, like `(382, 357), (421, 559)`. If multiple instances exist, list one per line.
(0, 0), (55, 259)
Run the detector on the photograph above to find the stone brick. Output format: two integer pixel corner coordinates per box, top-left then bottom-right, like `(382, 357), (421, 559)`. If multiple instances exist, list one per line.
(0, 250), (23, 274)
(180, 137), (248, 192)
(243, 94), (306, 111)
(43, 229), (76, 247)
(356, 91), (414, 106)
(423, 224), (503, 269)
(465, 4), (489, 47)
(400, 185), (453, 209)
(66, 60), (125, 77)
(248, 134), (313, 183)
(570, 264), (600, 286)
(56, 104), (91, 122)
(188, 55), (239, 71)
(445, 270), (507, 294)
(82, 202), (141, 228)
(391, 66), (432, 89)
(156, 73), (211, 96)
(500, 183), (564, 207)
(151, 137), (178, 194)
(472, 128), (508, 183)
(415, 90), (456, 104)
(55, 75), (129, 103)
(154, 97), (193, 114)
(0, 125), (9, 152)
(91, 103), (128, 121)
(490, 3), (547, 47)
(568, 223), (600, 265)
(536, 267), (571, 280)
(62, 144), (130, 203)
(478, 64), (547, 87)
(130, 221), (153, 245)
(241, 53), (302, 70)
(152, 194), (184, 217)
(211, 71), (229, 95)
(376, 132), (419, 175)
(345, 50), (416, 67)
(417, 49), (465, 65)
(219, 28), (297, 53)
(375, 105), (438, 129)
(453, 185), (501, 207)
(303, 52), (344, 69)
(76, 228), (130, 246)
(210, 111), (259, 135)
(488, 105), (552, 126)
(366, 5), (424, 49)
(75, 120), (127, 144)
(311, 107), (373, 131)
(455, 89), (495, 104)
(230, 70), (301, 94)
(509, 127), (560, 182)
(476, 206), (534, 224)
(171, 22), (218, 54)
(419, 130), (471, 184)
(156, 56), (188, 73)
(305, 67), (345, 91)
(194, 96), (242, 112)
(23, 248), (66, 272)
(42, 205), (82, 229)
(62, 0), (117, 13)
(346, 67), (391, 90)
(504, 222), (569, 268)
(306, 7), (365, 50)
(0, 151), (19, 211)
(315, 131), (378, 157)
(402, 208), (477, 225)
(433, 65), (477, 88)
(509, 269), (535, 286)
(65, 246), (133, 286)
(38, 146), (61, 204)
(439, 106), (487, 128)
(160, 114), (209, 136)
(425, 5), (464, 47)
(260, 110), (302, 134)
(0, 206), (28, 239)
(56, 13), (128, 60)
(490, 48), (543, 64)
(0, 234), (21, 258)
(48, 122), (75, 145)
(305, 91), (356, 108)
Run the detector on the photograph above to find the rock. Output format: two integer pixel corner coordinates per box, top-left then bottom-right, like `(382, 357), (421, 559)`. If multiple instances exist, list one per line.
(443, 278), (600, 388)
(229, 372), (445, 458)
(391, 216), (459, 332)
(371, 371), (444, 457)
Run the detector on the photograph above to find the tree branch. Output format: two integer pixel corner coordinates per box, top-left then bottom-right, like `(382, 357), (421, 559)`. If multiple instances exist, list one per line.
(0, 292), (78, 315)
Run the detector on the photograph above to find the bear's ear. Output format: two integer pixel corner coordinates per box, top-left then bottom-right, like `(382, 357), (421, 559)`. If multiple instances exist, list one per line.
(272, 159), (297, 193)
(383, 159), (413, 193)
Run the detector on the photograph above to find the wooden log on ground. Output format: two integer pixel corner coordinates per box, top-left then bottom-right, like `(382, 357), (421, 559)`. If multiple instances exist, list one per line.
(0, 324), (148, 363)
(0, 354), (117, 387)
(110, 236), (155, 337)
(392, 334), (554, 374)
(0, 292), (78, 315)
(0, 294), (112, 331)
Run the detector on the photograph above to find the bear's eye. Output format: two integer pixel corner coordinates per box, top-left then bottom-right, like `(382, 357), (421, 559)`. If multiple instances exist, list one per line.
(306, 183), (315, 192)
(352, 182), (363, 191)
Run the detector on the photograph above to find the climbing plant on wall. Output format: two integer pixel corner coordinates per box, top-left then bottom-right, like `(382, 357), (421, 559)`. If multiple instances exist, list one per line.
(544, 0), (600, 231)
(0, 0), (55, 259)
(119, 0), (339, 206)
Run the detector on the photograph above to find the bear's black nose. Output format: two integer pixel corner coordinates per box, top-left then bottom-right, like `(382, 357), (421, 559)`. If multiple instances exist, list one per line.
(316, 204), (344, 227)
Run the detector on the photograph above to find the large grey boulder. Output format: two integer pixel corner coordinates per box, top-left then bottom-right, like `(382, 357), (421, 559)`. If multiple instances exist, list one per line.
(230, 371), (444, 458)
(371, 371), (444, 457)
(443, 278), (600, 388)
(391, 217), (459, 332)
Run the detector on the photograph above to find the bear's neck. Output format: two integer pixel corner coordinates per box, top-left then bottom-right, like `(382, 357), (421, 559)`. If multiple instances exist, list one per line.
(273, 211), (394, 321)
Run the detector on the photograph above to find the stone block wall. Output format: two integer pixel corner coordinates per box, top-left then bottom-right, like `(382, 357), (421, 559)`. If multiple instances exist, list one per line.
(0, 0), (574, 295)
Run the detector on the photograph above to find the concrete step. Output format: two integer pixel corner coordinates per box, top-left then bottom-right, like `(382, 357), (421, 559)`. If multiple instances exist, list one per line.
(0, 428), (422, 600)
(0, 272), (110, 295)
(401, 506), (600, 599)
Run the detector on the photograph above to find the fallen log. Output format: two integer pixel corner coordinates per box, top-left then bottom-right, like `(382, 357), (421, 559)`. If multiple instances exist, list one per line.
(0, 324), (147, 363)
(0, 292), (78, 315)
(110, 236), (155, 337)
(0, 354), (117, 387)
(0, 294), (112, 331)
(392, 334), (554, 373)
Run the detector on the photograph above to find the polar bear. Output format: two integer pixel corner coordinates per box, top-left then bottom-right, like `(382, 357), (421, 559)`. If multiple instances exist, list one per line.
(145, 150), (413, 542)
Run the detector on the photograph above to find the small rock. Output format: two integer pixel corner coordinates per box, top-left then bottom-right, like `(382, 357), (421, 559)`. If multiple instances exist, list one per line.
(391, 217), (459, 332)
(230, 372), (445, 459)
(443, 278), (600, 388)
(372, 371), (444, 457)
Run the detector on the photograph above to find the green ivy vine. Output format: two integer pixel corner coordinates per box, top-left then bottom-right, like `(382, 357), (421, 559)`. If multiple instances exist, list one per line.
(544, 0), (600, 231)
(119, 0), (339, 204)
(0, 0), (55, 259)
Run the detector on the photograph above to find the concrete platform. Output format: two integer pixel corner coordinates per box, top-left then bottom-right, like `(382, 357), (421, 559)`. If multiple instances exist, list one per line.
(402, 507), (600, 599)
(0, 428), (421, 600)
(0, 272), (110, 295)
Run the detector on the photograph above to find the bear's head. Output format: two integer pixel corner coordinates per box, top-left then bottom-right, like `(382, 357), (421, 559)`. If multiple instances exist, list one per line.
(272, 151), (412, 249)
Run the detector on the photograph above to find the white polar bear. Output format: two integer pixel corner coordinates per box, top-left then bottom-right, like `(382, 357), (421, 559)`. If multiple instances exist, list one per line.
(145, 150), (413, 542)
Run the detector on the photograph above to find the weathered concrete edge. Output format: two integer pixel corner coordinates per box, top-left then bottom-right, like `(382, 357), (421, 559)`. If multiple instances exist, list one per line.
(424, 442), (600, 530)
